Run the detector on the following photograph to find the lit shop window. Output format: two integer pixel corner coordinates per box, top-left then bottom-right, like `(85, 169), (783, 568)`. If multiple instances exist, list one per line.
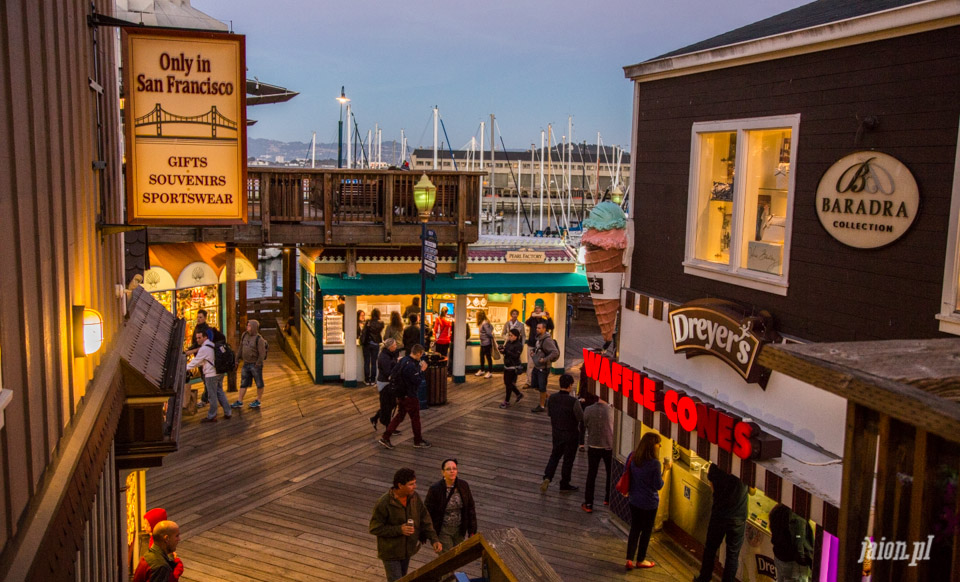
(684, 115), (799, 296)
(936, 120), (960, 335)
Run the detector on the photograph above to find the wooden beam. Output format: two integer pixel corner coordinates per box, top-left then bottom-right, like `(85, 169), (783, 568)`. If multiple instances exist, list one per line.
(758, 345), (960, 443)
(837, 402), (878, 582)
(261, 176), (271, 243)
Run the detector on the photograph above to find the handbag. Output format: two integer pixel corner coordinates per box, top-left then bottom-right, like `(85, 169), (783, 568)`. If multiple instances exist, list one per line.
(492, 341), (502, 361)
(615, 455), (632, 496)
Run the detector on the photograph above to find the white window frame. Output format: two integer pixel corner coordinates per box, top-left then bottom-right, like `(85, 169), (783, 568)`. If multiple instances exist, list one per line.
(683, 114), (801, 296)
(936, 119), (960, 335)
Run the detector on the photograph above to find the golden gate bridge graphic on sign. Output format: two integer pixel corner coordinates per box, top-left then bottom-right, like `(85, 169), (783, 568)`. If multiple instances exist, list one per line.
(135, 103), (238, 140)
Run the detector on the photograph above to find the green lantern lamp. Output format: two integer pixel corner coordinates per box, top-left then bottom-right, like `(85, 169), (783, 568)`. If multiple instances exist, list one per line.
(414, 174), (437, 221)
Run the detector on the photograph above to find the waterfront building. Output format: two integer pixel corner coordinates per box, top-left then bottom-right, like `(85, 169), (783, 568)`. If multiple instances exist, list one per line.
(597, 1), (960, 581)
(411, 146), (631, 198)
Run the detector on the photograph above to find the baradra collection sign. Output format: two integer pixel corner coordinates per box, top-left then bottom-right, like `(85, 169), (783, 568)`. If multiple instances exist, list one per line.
(815, 151), (919, 248)
(123, 29), (247, 224)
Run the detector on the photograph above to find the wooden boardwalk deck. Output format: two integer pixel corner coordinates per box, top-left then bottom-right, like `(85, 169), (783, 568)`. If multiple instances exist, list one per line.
(147, 326), (702, 582)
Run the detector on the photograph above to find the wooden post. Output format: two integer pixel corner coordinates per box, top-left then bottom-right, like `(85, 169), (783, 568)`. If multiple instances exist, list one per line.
(323, 173), (333, 245)
(262, 176), (271, 243)
(905, 429), (935, 582)
(873, 415), (914, 582)
(457, 242), (468, 276)
(346, 248), (357, 278)
(837, 402), (878, 582)
(384, 174), (394, 242)
(226, 245), (238, 392)
(282, 247), (296, 325)
(238, 276), (248, 333)
(281, 247), (291, 321)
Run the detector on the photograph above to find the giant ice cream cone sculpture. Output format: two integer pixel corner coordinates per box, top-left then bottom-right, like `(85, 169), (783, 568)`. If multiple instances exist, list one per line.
(581, 202), (628, 343)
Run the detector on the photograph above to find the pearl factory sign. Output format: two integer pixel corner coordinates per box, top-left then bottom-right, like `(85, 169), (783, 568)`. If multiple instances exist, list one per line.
(815, 151), (919, 248)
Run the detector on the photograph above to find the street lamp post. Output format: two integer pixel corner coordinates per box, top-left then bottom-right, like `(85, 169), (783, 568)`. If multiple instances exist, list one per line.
(336, 86), (349, 169)
(413, 174), (438, 347)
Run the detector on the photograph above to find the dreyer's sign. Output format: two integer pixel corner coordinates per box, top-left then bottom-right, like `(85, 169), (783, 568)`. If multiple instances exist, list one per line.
(669, 299), (778, 387)
(815, 151), (919, 248)
(582, 349), (782, 460)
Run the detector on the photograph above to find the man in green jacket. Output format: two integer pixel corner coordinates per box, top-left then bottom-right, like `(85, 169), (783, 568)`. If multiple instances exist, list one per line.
(370, 467), (442, 581)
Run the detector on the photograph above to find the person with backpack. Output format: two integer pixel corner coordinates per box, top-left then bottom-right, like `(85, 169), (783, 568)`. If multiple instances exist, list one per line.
(769, 503), (814, 582)
(186, 329), (231, 423)
(233, 319), (268, 409)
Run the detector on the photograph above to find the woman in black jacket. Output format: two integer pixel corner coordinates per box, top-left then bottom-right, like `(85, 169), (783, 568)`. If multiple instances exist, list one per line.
(499, 328), (525, 408)
(361, 308), (385, 386)
(424, 459), (477, 553)
(370, 338), (400, 431)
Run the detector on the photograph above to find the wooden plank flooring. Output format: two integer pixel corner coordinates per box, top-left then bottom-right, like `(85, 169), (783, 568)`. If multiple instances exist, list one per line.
(148, 326), (702, 581)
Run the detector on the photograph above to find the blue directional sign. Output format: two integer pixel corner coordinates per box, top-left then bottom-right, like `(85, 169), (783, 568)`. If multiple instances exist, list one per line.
(422, 229), (438, 279)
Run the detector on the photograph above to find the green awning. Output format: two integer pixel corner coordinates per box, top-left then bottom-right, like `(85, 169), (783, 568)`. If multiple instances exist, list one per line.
(316, 270), (589, 296)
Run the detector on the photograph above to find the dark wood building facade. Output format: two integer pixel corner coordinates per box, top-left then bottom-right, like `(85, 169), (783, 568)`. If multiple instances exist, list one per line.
(615, 1), (960, 581)
(628, 8), (960, 343)
(0, 1), (149, 580)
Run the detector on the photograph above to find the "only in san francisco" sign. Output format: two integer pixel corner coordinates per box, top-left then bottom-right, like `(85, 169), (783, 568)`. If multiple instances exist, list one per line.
(123, 29), (247, 225)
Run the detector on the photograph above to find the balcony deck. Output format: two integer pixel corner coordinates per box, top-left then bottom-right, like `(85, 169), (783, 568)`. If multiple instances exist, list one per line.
(147, 169), (484, 247)
(146, 318), (703, 582)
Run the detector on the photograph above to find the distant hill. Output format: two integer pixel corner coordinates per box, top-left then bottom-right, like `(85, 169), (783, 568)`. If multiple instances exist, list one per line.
(248, 137), (404, 164)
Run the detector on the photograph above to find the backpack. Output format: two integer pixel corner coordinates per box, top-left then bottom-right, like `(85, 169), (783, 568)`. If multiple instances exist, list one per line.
(213, 341), (237, 374)
(241, 332), (268, 361)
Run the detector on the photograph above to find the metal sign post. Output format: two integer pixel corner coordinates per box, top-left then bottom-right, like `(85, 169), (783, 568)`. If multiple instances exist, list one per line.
(420, 227), (437, 347)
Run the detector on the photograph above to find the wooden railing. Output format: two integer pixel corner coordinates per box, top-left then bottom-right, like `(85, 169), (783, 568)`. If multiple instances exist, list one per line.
(246, 168), (482, 231)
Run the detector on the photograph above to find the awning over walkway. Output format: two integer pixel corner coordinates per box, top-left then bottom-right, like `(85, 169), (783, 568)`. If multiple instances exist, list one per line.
(316, 271), (589, 296)
(145, 243), (256, 291)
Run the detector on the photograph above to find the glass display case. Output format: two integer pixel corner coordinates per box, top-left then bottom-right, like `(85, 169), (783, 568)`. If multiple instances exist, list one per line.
(321, 297), (344, 345)
(465, 294), (511, 339)
(177, 284), (219, 349)
(301, 267), (315, 332)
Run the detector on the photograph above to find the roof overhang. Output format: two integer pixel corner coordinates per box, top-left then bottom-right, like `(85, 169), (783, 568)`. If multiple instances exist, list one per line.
(246, 79), (299, 105)
(624, 0), (960, 82)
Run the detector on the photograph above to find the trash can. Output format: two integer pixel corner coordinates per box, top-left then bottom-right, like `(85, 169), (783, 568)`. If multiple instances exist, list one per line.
(424, 353), (448, 405)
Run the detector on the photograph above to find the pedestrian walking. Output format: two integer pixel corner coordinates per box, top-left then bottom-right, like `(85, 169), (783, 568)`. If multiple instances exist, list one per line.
(694, 463), (749, 582)
(474, 310), (494, 379)
(523, 299), (551, 387)
(769, 503), (814, 582)
(539, 374), (582, 493)
(369, 468), (442, 582)
(385, 311), (405, 346)
(133, 520), (181, 582)
(530, 322), (560, 413)
(361, 309), (385, 386)
(370, 338), (401, 431)
(186, 309), (225, 407)
(433, 307), (452, 357)
(498, 328), (525, 408)
(424, 459), (478, 553)
(580, 396), (613, 513)
(233, 319), (267, 409)
(141, 509), (184, 580)
(186, 330), (231, 423)
(623, 432), (672, 570)
(379, 344), (432, 449)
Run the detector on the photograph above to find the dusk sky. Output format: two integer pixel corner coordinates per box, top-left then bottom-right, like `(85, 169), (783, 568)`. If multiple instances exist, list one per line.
(196, 0), (811, 151)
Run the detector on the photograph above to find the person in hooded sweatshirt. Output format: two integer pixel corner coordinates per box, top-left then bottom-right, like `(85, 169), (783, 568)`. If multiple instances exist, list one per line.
(234, 319), (268, 409)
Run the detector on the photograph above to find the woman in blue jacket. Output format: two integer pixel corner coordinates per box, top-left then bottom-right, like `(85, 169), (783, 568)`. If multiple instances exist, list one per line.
(624, 431), (671, 570)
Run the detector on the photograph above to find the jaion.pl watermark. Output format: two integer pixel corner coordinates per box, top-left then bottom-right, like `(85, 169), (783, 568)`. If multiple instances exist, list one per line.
(858, 536), (934, 567)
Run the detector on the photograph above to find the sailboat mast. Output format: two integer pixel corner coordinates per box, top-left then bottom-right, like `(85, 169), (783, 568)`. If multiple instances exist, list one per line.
(596, 133), (601, 202)
(433, 106), (438, 170)
(311, 132), (316, 169)
(401, 129), (406, 166)
(539, 131), (545, 231)
(490, 114), (496, 232)
(546, 124), (553, 232)
(346, 104), (353, 169)
(567, 117), (573, 230)
(479, 122), (485, 225)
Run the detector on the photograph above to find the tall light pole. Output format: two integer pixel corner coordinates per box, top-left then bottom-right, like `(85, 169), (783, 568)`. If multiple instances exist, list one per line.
(336, 86), (349, 168)
(413, 174), (437, 347)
